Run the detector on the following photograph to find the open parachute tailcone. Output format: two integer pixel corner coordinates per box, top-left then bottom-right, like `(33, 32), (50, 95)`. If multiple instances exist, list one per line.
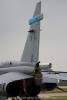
(21, 1), (43, 64)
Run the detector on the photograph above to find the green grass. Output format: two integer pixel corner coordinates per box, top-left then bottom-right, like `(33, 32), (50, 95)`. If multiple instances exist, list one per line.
(41, 96), (67, 100)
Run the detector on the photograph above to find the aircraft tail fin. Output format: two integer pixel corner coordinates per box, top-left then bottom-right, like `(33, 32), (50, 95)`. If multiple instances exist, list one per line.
(21, 1), (43, 63)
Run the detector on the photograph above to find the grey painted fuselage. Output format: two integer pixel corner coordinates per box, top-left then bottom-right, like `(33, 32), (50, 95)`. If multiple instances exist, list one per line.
(0, 66), (34, 75)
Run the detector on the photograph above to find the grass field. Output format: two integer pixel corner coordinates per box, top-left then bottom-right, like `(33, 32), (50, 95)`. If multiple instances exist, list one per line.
(41, 87), (67, 100)
(41, 86), (67, 93)
(41, 96), (67, 100)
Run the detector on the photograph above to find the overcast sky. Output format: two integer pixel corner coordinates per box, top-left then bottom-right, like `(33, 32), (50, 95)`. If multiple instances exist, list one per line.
(0, 0), (67, 71)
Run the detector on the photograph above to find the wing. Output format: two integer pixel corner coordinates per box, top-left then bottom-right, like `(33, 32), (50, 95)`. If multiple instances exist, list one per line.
(0, 72), (33, 85)
(42, 71), (67, 84)
(42, 72), (58, 83)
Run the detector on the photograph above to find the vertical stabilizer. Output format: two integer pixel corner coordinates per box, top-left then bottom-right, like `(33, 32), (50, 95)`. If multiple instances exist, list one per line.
(21, 1), (43, 63)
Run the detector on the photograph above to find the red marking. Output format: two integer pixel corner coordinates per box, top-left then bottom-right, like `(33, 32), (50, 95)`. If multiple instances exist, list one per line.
(28, 29), (34, 32)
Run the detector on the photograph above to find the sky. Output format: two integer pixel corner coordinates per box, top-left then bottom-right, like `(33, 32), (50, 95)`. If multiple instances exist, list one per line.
(0, 0), (67, 71)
